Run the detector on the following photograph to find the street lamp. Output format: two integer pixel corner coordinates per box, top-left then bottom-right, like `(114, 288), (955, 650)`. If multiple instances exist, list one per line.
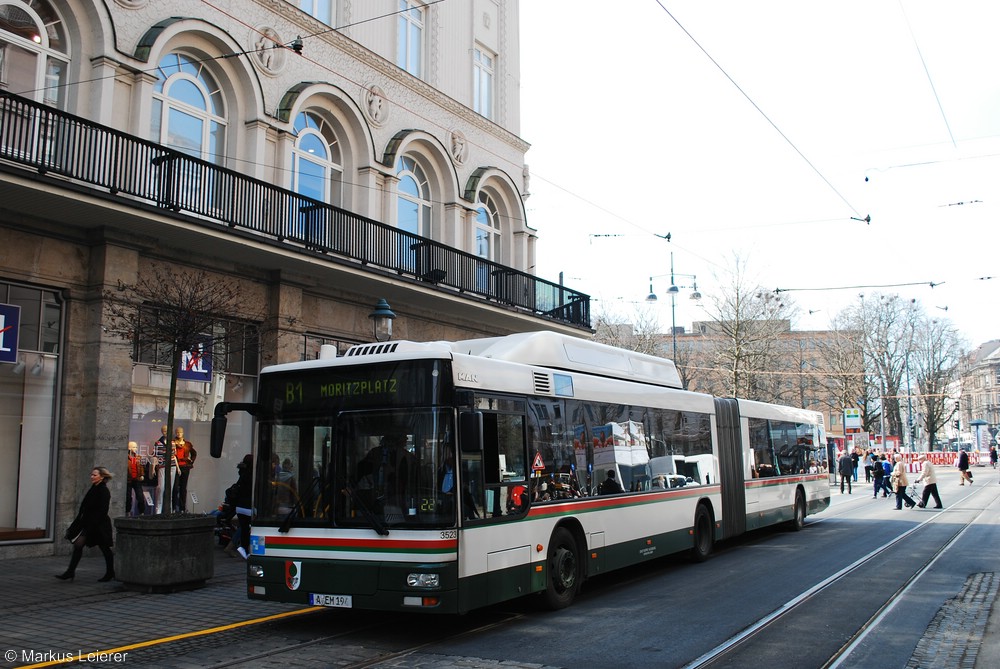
(368, 298), (396, 342)
(646, 251), (700, 361)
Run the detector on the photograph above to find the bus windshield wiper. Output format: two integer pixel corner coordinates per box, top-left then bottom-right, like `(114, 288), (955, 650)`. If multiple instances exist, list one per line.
(344, 485), (389, 536)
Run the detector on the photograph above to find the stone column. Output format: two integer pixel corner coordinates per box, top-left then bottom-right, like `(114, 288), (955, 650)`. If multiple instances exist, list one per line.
(263, 274), (304, 368)
(56, 236), (139, 550)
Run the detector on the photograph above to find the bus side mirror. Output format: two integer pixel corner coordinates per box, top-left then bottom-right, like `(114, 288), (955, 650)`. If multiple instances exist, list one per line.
(459, 411), (483, 454)
(210, 415), (227, 459)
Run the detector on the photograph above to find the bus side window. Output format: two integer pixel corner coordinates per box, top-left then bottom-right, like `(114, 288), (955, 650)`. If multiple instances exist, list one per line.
(480, 412), (527, 517)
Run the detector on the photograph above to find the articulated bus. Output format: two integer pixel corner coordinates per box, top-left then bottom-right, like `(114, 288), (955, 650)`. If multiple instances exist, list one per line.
(211, 331), (829, 614)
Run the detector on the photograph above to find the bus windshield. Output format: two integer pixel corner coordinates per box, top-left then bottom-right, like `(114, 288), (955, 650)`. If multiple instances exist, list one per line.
(254, 408), (456, 530)
(335, 410), (455, 529)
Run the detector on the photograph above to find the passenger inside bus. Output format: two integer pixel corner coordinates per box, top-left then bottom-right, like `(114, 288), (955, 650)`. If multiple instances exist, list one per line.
(357, 433), (413, 519)
(598, 469), (624, 495)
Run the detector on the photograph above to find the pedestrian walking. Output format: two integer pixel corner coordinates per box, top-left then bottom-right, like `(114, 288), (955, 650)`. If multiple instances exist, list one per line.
(57, 466), (116, 582)
(851, 448), (860, 482)
(958, 448), (972, 486)
(915, 454), (943, 509)
(838, 449), (854, 494)
(871, 454), (885, 498)
(226, 454), (253, 559)
(891, 454), (917, 510)
(880, 456), (894, 497)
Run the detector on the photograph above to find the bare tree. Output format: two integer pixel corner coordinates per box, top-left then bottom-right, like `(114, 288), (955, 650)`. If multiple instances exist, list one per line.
(698, 255), (798, 400)
(592, 304), (661, 356)
(813, 314), (869, 429)
(840, 294), (917, 442)
(911, 315), (965, 449)
(103, 265), (266, 515)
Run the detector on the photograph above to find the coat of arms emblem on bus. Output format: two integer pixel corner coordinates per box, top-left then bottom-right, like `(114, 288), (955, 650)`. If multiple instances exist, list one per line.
(285, 561), (301, 590)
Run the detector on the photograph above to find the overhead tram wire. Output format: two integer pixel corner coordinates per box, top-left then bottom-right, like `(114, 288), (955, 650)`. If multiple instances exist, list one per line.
(652, 0), (866, 220)
(774, 280), (944, 294)
(897, 0), (955, 148)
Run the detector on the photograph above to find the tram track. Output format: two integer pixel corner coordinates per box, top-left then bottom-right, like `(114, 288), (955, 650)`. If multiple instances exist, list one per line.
(680, 483), (1000, 669)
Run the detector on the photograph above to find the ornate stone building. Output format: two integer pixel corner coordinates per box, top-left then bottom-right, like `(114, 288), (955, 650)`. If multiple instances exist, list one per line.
(955, 341), (1000, 451)
(0, 0), (589, 556)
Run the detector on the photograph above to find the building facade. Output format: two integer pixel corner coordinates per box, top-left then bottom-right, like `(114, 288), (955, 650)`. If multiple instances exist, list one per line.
(0, 0), (590, 557)
(955, 340), (1000, 451)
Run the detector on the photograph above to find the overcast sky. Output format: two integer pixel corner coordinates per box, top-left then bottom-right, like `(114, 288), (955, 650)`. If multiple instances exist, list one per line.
(520, 1), (999, 348)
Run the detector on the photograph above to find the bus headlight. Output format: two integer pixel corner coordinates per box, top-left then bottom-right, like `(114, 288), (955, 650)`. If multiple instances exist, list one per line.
(249, 564), (264, 578)
(406, 573), (439, 588)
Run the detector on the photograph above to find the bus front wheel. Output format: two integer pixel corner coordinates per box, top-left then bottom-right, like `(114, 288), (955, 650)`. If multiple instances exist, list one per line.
(543, 527), (580, 610)
(691, 505), (713, 562)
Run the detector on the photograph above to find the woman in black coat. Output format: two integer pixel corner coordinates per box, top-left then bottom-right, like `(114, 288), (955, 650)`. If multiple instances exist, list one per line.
(57, 466), (115, 582)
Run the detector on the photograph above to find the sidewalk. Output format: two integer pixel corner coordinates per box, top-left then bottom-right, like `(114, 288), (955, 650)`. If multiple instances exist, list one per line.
(0, 543), (304, 668)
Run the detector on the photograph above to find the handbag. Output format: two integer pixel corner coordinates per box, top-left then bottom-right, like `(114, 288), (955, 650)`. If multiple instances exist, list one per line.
(64, 517), (83, 543)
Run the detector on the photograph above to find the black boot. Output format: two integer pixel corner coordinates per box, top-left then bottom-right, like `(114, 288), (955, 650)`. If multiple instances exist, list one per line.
(98, 546), (115, 582)
(57, 546), (83, 581)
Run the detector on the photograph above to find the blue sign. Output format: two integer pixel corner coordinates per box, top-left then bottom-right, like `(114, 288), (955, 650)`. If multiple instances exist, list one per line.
(177, 340), (212, 382)
(0, 303), (20, 364)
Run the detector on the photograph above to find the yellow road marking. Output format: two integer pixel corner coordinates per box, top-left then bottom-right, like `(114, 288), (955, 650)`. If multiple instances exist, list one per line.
(17, 607), (320, 668)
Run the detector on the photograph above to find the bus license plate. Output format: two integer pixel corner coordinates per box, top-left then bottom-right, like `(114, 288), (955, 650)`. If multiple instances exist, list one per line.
(310, 593), (352, 608)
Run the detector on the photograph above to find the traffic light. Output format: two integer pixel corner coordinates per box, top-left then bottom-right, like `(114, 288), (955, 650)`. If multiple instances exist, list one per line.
(954, 420), (960, 429)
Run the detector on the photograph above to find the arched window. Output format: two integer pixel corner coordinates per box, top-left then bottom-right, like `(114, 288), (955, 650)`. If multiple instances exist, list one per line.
(395, 155), (429, 237)
(291, 110), (342, 207)
(151, 53), (226, 164)
(289, 110), (342, 248)
(475, 191), (501, 261)
(395, 154), (431, 273)
(0, 0), (69, 107)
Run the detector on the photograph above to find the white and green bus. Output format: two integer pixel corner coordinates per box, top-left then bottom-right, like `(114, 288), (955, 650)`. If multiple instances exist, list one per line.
(211, 331), (829, 614)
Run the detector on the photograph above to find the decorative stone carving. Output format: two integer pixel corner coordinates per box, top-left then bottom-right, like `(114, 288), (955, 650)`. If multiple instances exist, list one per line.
(361, 84), (388, 126)
(450, 129), (468, 165)
(250, 26), (285, 75)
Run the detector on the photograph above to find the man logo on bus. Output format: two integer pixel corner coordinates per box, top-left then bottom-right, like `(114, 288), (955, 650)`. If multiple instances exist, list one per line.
(285, 561), (301, 590)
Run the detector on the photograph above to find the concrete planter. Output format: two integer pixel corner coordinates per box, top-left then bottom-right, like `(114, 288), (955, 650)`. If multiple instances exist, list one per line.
(114, 515), (216, 593)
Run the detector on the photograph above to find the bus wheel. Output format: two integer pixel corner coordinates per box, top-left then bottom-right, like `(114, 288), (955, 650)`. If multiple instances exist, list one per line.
(543, 527), (580, 610)
(789, 490), (806, 532)
(691, 505), (713, 563)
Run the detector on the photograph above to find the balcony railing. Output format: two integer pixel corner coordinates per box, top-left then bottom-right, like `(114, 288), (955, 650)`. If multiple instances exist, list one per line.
(0, 91), (590, 329)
